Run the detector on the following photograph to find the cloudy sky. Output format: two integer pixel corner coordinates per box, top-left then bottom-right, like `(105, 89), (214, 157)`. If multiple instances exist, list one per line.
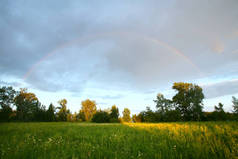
(1, 0), (238, 114)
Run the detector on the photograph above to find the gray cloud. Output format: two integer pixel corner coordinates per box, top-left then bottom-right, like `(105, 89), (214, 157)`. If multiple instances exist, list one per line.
(0, 81), (21, 87)
(203, 79), (238, 99)
(0, 0), (238, 96)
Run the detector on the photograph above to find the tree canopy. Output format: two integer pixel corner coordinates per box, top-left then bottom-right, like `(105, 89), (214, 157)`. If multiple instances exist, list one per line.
(122, 108), (131, 122)
(0, 82), (237, 123)
(172, 82), (204, 121)
(81, 99), (97, 121)
(232, 96), (238, 114)
(0, 86), (16, 121)
(14, 88), (39, 121)
(57, 99), (70, 121)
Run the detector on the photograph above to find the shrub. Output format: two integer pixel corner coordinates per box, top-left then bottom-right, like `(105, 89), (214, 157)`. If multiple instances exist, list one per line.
(91, 111), (110, 123)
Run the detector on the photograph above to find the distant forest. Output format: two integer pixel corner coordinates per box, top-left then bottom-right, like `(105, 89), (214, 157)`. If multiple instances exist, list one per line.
(0, 82), (238, 123)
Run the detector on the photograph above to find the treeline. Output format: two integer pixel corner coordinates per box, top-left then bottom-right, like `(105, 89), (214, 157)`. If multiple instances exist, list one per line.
(133, 82), (238, 122)
(0, 82), (238, 122)
(0, 86), (122, 122)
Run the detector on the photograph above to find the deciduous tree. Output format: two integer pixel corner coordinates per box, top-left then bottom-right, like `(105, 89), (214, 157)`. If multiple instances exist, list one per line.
(14, 88), (39, 121)
(81, 99), (97, 121)
(57, 99), (70, 121)
(172, 82), (204, 121)
(47, 103), (55, 121)
(0, 86), (16, 121)
(232, 96), (238, 114)
(92, 111), (110, 123)
(109, 105), (119, 122)
(154, 93), (173, 114)
(122, 108), (131, 122)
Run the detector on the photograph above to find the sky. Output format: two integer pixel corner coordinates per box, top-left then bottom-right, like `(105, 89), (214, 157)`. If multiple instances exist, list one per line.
(1, 0), (238, 115)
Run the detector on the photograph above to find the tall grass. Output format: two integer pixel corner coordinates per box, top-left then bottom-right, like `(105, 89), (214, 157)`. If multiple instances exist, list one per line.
(0, 122), (237, 159)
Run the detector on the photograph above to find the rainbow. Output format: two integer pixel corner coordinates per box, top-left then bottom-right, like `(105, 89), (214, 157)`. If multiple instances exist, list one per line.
(23, 31), (203, 80)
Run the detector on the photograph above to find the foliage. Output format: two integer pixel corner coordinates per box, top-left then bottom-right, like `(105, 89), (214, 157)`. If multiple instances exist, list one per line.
(162, 110), (181, 122)
(154, 93), (173, 113)
(14, 88), (39, 121)
(172, 82), (204, 121)
(132, 114), (142, 123)
(77, 110), (86, 121)
(0, 86), (16, 121)
(0, 83), (238, 123)
(139, 107), (158, 122)
(81, 99), (97, 121)
(0, 86), (16, 107)
(232, 96), (238, 114)
(122, 108), (131, 122)
(109, 105), (120, 123)
(212, 103), (227, 121)
(56, 99), (70, 121)
(46, 103), (55, 121)
(91, 111), (110, 123)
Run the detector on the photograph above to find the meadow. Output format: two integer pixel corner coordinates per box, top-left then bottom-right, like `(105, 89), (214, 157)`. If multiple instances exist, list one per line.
(0, 122), (237, 159)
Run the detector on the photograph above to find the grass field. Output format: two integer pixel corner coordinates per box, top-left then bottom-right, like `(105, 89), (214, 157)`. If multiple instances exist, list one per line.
(0, 122), (237, 159)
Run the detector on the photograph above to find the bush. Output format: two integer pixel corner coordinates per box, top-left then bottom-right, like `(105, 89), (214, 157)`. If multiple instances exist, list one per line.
(91, 111), (110, 123)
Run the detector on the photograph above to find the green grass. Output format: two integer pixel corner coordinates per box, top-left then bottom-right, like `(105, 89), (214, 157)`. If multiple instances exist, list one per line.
(0, 122), (237, 159)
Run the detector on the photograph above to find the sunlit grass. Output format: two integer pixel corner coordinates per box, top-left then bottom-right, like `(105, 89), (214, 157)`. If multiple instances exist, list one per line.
(0, 122), (237, 159)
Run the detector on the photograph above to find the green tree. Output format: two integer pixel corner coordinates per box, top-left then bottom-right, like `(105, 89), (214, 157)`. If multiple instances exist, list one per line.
(122, 108), (131, 122)
(109, 105), (119, 122)
(57, 99), (70, 121)
(172, 82), (204, 121)
(143, 107), (158, 122)
(214, 102), (224, 112)
(14, 88), (39, 121)
(153, 93), (175, 121)
(92, 111), (110, 123)
(34, 102), (47, 121)
(81, 99), (97, 121)
(154, 93), (173, 114)
(77, 110), (86, 121)
(213, 103), (226, 121)
(0, 86), (16, 121)
(47, 103), (55, 121)
(232, 96), (238, 114)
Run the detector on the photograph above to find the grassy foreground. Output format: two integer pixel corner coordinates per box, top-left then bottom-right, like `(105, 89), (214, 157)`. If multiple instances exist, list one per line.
(0, 122), (237, 159)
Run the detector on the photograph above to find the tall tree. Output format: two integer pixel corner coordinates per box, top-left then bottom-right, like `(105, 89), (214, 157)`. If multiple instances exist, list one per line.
(77, 109), (85, 121)
(232, 96), (238, 114)
(214, 103), (224, 112)
(57, 99), (70, 121)
(122, 108), (131, 122)
(142, 106), (158, 122)
(214, 102), (226, 120)
(34, 102), (47, 121)
(109, 105), (119, 122)
(14, 88), (39, 121)
(172, 82), (204, 121)
(81, 99), (97, 121)
(91, 110), (110, 123)
(154, 93), (173, 113)
(47, 103), (55, 121)
(0, 86), (16, 121)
